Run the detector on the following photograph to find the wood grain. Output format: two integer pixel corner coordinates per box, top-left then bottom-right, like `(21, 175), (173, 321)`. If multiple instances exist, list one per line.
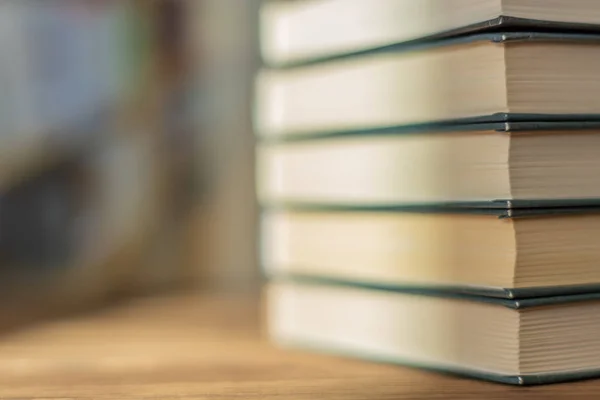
(0, 292), (598, 399)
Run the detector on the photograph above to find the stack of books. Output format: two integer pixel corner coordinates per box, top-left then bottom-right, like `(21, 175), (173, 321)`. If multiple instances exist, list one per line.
(256, 0), (600, 385)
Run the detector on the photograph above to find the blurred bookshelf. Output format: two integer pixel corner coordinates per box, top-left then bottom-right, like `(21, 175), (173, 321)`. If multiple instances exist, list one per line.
(0, 0), (262, 331)
(0, 0), (206, 327)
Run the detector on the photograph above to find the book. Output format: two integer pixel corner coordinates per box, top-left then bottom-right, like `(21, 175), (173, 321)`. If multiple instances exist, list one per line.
(261, 0), (600, 66)
(262, 209), (600, 299)
(257, 123), (600, 206)
(256, 33), (600, 139)
(268, 280), (600, 385)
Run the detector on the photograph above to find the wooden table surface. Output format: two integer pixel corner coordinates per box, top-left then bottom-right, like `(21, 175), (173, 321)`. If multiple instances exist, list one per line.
(0, 293), (598, 399)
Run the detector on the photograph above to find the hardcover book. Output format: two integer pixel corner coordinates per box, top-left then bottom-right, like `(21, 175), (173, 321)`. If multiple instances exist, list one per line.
(256, 33), (600, 139)
(257, 122), (600, 207)
(262, 0), (600, 66)
(262, 208), (600, 299)
(269, 280), (600, 385)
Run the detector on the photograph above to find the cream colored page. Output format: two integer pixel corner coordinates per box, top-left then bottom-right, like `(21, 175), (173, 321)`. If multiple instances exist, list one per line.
(262, 0), (503, 64)
(257, 133), (511, 204)
(263, 212), (516, 288)
(502, 0), (600, 24)
(269, 283), (519, 374)
(257, 43), (507, 137)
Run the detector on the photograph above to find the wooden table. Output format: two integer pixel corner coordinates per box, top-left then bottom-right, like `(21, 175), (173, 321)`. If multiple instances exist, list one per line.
(0, 293), (597, 399)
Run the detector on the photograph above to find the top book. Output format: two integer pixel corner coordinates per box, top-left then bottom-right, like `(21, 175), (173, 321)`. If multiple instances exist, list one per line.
(261, 0), (600, 66)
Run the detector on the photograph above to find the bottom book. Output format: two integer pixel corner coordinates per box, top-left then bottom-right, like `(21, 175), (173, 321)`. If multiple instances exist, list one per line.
(267, 280), (600, 385)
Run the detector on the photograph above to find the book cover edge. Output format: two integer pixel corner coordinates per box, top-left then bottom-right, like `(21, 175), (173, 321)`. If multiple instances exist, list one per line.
(268, 274), (600, 307)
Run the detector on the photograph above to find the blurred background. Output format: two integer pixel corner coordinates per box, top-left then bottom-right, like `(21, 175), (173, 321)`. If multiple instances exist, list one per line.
(0, 0), (262, 329)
